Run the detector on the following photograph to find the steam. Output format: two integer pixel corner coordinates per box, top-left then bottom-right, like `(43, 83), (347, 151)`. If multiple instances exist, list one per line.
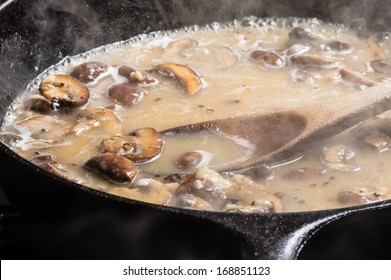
(152, 0), (391, 37)
(2, 0), (391, 119)
(27, 0), (101, 59)
(329, 0), (391, 35)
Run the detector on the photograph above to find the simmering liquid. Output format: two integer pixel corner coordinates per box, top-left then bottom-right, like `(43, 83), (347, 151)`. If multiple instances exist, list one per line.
(2, 18), (391, 212)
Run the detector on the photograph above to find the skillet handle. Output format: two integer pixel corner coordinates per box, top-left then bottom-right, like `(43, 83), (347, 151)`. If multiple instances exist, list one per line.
(196, 210), (349, 259)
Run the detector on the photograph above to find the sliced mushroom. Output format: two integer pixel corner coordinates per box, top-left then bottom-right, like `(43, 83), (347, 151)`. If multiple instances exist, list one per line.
(175, 151), (203, 171)
(76, 107), (120, 124)
(164, 182), (180, 194)
(30, 153), (56, 165)
(169, 171), (226, 209)
(70, 61), (109, 84)
(370, 60), (391, 76)
(362, 134), (391, 152)
(338, 190), (381, 206)
(340, 68), (377, 88)
(42, 162), (79, 181)
(14, 115), (73, 141)
(39, 74), (90, 108)
(176, 194), (212, 211)
(167, 38), (198, 50)
(84, 152), (138, 183)
(290, 54), (338, 68)
(0, 133), (23, 146)
(164, 173), (188, 184)
(250, 50), (285, 69)
(352, 117), (391, 135)
(109, 178), (169, 205)
(224, 184), (284, 213)
(286, 44), (311, 56)
(291, 66), (328, 83)
(118, 65), (159, 86)
(30, 154), (81, 183)
(327, 40), (351, 53)
(351, 117), (391, 152)
(181, 45), (238, 69)
(284, 167), (327, 181)
(74, 107), (122, 136)
(195, 166), (232, 190)
(169, 39), (238, 69)
(154, 63), (202, 96)
(195, 179), (228, 210)
(209, 45), (238, 68)
(25, 94), (53, 112)
(101, 136), (135, 155)
(288, 27), (351, 53)
(107, 83), (144, 107)
(101, 127), (163, 164)
(288, 27), (321, 47)
(229, 174), (254, 186)
(321, 144), (360, 172)
(172, 174), (197, 194)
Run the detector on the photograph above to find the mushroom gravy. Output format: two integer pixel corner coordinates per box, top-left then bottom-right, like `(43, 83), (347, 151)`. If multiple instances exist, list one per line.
(2, 18), (391, 213)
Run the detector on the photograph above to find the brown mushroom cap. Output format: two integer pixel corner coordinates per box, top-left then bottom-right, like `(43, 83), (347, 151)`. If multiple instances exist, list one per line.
(250, 50), (285, 69)
(108, 178), (170, 205)
(30, 154), (81, 183)
(370, 60), (391, 76)
(337, 190), (381, 206)
(25, 95), (53, 112)
(321, 144), (360, 172)
(102, 127), (163, 164)
(14, 115), (73, 142)
(107, 83), (144, 107)
(84, 152), (139, 183)
(0, 133), (23, 146)
(351, 117), (391, 152)
(175, 151), (203, 170)
(167, 38), (198, 50)
(179, 44), (238, 69)
(340, 68), (377, 88)
(288, 27), (319, 46)
(167, 39), (237, 69)
(39, 74), (90, 108)
(73, 107), (122, 136)
(76, 107), (121, 124)
(118, 65), (159, 86)
(176, 194), (213, 211)
(225, 184), (284, 213)
(70, 61), (109, 84)
(209, 45), (239, 68)
(290, 54), (338, 68)
(154, 63), (203, 95)
(288, 27), (351, 53)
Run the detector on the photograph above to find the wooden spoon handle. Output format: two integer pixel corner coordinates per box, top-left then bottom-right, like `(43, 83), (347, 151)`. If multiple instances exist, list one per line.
(262, 79), (391, 168)
(301, 79), (391, 134)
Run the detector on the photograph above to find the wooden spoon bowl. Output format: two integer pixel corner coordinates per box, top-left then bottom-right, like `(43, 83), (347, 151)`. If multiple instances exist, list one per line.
(162, 80), (391, 171)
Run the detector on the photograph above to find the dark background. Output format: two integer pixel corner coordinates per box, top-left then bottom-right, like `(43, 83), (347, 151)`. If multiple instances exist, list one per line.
(0, 0), (9, 207)
(0, 188), (8, 206)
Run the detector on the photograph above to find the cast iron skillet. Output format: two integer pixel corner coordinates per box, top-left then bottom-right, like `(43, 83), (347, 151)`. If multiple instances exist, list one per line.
(1, 0), (391, 259)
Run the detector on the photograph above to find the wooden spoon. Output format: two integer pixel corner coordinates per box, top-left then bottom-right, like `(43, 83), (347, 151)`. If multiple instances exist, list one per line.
(161, 80), (391, 172)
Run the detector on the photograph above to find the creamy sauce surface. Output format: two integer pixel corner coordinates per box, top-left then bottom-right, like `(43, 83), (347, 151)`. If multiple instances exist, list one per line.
(2, 18), (391, 213)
